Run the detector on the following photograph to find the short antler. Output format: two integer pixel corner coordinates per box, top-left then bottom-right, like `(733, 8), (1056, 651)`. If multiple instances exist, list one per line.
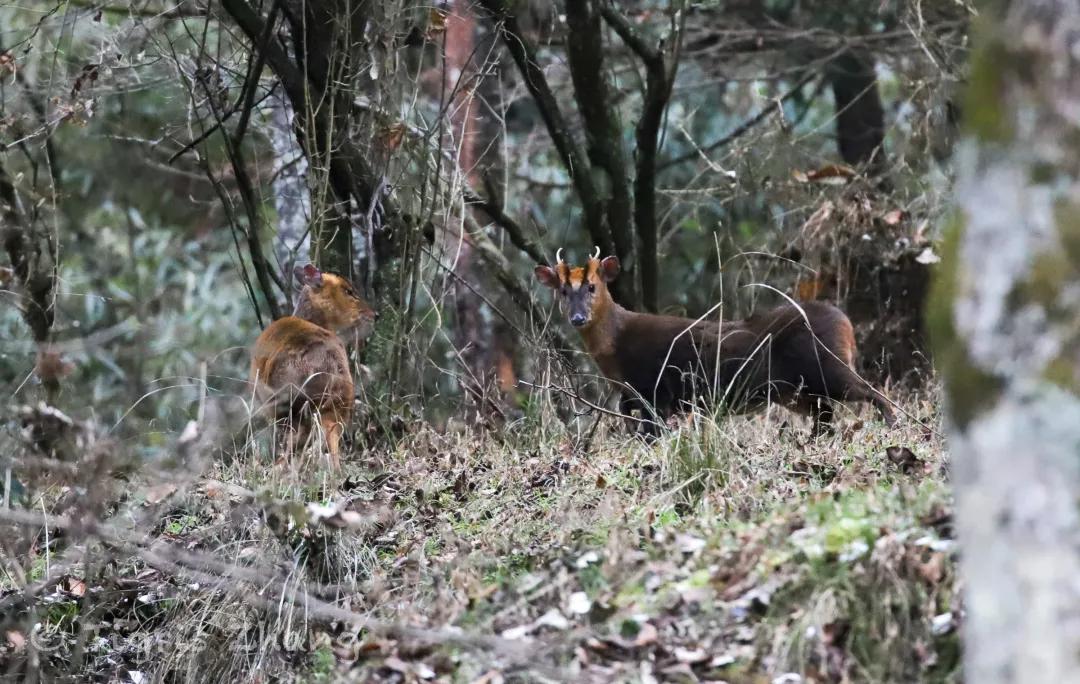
(555, 248), (564, 265)
(591, 245), (600, 260)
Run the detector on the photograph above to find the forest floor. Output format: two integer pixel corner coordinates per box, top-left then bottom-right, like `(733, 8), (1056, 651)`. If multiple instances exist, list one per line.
(2, 392), (959, 683)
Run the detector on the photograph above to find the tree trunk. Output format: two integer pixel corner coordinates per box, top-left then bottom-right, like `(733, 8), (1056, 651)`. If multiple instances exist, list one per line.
(930, 2), (1080, 681)
(444, 0), (498, 410)
(827, 49), (886, 177)
(266, 96), (310, 299)
(1, 160), (58, 400)
(564, 0), (638, 308)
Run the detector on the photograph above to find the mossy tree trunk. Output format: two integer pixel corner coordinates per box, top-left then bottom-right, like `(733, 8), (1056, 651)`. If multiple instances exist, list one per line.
(930, 1), (1080, 680)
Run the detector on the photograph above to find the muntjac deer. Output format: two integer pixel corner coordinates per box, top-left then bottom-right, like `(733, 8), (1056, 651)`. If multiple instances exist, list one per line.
(534, 248), (894, 434)
(249, 264), (377, 469)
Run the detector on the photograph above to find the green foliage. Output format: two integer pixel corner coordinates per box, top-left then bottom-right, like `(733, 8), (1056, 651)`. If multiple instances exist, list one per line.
(310, 645), (337, 681)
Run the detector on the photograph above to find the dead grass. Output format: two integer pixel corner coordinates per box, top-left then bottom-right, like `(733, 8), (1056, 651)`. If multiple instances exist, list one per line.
(0, 390), (957, 683)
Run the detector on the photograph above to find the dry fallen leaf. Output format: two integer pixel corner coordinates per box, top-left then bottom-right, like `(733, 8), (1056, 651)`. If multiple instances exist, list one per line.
(534, 608), (570, 631)
(633, 622), (659, 647)
(931, 612), (955, 635)
(381, 122), (407, 152)
(5, 630), (26, 651)
(426, 8), (449, 38)
(65, 576), (86, 597)
(383, 656), (411, 674)
(793, 163), (856, 185)
(674, 646), (708, 664)
(568, 591), (591, 615)
(795, 272), (834, 302)
(471, 671), (505, 684)
(918, 551), (946, 585)
(675, 533), (706, 554)
(883, 209), (906, 225)
(915, 247), (941, 264)
(799, 200), (835, 241)
(575, 551), (600, 569)
(144, 482), (178, 505)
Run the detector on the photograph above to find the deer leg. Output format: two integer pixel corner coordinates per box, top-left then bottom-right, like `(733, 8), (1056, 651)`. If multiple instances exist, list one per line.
(839, 384), (896, 427)
(870, 392), (896, 427)
(278, 421), (309, 467)
(619, 395), (642, 434)
(320, 414), (343, 471)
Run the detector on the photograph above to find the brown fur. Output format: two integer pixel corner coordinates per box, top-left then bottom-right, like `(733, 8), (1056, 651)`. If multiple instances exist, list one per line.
(536, 255), (894, 434)
(249, 269), (376, 468)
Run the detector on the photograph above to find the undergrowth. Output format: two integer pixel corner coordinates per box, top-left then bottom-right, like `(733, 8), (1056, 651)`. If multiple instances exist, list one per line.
(0, 394), (958, 683)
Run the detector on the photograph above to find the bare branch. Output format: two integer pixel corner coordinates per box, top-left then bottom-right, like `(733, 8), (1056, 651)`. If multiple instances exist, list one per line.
(464, 181), (546, 265)
(564, 0), (637, 306)
(477, 0), (615, 263)
(657, 71), (819, 171)
(1, 160), (57, 398)
(600, 4), (681, 312)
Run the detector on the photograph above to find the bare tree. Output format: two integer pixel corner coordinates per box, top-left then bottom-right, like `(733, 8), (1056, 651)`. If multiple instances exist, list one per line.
(477, 0), (684, 311)
(932, 0), (1080, 680)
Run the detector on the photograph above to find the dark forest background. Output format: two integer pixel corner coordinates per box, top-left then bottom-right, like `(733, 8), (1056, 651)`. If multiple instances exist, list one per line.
(1, 0), (966, 435)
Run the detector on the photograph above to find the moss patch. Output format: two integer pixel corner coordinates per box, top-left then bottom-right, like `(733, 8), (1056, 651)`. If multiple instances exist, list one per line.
(962, 26), (1013, 144)
(1016, 251), (1074, 312)
(924, 211), (963, 353)
(940, 346), (1005, 429)
(1054, 197), (1080, 269)
(1043, 355), (1080, 395)
(927, 211), (1006, 429)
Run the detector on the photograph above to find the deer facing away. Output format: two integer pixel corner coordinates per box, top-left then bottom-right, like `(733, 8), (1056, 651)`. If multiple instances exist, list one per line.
(249, 264), (377, 468)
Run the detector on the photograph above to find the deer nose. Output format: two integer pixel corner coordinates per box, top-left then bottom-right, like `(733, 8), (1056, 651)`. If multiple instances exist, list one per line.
(570, 313), (587, 327)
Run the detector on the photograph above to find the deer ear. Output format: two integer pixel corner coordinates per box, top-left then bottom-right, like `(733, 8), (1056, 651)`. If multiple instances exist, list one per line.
(294, 264), (324, 288)
(534, 265), (561, 289)
(599, 256), (620, 282)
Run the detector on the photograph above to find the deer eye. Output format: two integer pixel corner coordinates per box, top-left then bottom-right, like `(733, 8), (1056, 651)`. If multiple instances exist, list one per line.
(588, 284), (596, 293)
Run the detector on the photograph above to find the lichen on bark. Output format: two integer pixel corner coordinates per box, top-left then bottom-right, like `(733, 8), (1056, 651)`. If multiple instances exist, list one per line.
(928, 211), (1006, 429)
(942, 1), (1080, 680)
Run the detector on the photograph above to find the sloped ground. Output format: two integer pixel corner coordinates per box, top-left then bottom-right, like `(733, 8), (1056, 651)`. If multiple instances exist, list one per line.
(0, 394), (958, 683)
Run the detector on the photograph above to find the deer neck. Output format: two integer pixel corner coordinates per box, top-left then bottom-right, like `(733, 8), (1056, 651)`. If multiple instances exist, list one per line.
(293, 292), (331, 330)
(579, 299), (626, 361)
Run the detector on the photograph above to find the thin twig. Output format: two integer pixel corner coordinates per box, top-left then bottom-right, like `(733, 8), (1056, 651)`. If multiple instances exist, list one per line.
(517, 379), (655, 426)
(658, 71), (819, 171)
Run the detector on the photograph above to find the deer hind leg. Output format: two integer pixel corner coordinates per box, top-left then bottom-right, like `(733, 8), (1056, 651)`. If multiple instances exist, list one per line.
(835, 378), (896, 427)
(815, 356), (897, 428)
(792, 393), (836, 437)
(620, 395), (654, 437)
(319, 412), (344, 471)
(274, 389), (314, 467)
(864, 389), (896, 427)
(277, 420), (310, 467)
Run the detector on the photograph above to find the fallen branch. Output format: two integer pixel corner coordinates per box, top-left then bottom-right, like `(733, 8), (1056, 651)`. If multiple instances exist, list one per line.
(0, 505), (546, 663)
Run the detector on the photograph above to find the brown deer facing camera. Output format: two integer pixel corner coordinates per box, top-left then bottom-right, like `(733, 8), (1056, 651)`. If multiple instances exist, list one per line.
(534, 248), (894, 434)
(249, 264), (377, 469)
